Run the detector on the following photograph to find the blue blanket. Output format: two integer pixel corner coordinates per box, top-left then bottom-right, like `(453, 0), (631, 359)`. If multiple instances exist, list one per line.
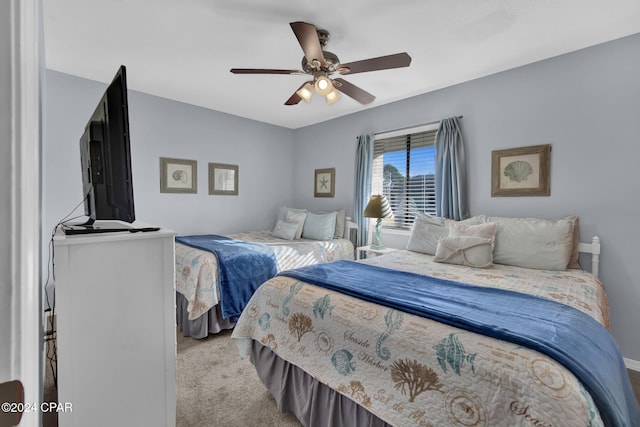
(176, 235), (277, 322)
(279, 260), (640, 427)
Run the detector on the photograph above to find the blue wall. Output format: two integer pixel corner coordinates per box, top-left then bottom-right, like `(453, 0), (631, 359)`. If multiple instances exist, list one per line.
(44, 33), (640, 362)
(291, 33), (640, 362)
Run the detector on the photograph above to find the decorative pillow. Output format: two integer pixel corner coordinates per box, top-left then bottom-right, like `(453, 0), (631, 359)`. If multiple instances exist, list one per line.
(448, 222), (498, 248)
(434, 236), (494, 268)
(476, 215), (574, 270)
(302, 211), (337, 240)
(271, 220), (298, 240)
(405, 217), (449, 255)
(286, 210), (307, 240)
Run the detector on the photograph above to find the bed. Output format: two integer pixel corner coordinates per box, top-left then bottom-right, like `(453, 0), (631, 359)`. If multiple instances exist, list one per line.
(231, 215), (640, 427)
(175, 207), (357, 338)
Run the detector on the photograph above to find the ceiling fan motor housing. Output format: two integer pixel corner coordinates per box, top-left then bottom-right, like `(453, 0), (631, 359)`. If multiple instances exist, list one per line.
(302, 50), (340, 73)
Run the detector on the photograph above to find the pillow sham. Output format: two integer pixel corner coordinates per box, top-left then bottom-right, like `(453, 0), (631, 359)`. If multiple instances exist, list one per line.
(434, 236), (494, 268)
(476, 215), (574, 271)
(302, 211), (337, 241)
(405, 217), (449, 255)
(414, 212), (446, 226)
(286, 210), (307, 240)
(271, 220), (298, 240)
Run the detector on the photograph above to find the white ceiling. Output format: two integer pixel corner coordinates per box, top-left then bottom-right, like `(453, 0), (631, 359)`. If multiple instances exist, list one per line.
(43, 0), (640, 129)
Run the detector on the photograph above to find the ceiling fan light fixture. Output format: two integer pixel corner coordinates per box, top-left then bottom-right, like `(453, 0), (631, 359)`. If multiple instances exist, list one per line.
(325, 89), (341, 105)
(314, 75), (333, 96)
(296, 82), (314, 103)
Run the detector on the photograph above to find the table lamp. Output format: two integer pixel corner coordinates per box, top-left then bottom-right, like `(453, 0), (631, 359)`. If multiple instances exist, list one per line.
(363, 194), (393, 249)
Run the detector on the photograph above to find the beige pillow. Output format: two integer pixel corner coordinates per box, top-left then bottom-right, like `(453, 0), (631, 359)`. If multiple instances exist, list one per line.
(561, 215), (581, 269)
(434, 236), (494, 268)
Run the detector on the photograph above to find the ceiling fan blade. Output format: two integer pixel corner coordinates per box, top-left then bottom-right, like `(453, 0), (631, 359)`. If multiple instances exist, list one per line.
(230, 68), (303, 75)
(333, 78), (375, 104)
(284, 93), (302, 106)
(284, 82), (308, 105)
(338, 52), (412, 75)
(290, 21), (326, 67)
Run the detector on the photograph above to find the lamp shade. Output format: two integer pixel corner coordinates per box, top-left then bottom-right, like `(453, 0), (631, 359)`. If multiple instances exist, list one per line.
(296, 82), (314, 103)
(325, 89), (341, 104)
(363, 195), (393, 219)
(314, 75), (333, 96)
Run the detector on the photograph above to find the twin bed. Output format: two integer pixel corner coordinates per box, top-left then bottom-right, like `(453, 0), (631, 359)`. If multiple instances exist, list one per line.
(175, 208), (356, 338)
(227, 215), (639, 426)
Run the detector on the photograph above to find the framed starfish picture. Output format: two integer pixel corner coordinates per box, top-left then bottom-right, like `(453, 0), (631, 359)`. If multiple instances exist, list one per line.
(314, 168), (335, 198)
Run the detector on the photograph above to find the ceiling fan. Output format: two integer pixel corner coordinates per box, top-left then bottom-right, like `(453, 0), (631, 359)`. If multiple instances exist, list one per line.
(230, 21), (412, 106)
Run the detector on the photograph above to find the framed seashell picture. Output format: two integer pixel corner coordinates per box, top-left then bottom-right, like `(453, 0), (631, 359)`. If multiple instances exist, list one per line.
(491, 144), (551, 196)
(160, 157), (197, 193)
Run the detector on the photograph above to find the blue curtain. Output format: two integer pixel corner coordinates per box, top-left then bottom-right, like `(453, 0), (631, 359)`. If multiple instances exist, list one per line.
(435, 117), (469, 220)
(353, 134), (373, 247)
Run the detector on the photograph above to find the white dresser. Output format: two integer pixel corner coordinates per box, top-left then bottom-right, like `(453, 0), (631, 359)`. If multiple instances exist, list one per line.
(53, 227), (176, 427)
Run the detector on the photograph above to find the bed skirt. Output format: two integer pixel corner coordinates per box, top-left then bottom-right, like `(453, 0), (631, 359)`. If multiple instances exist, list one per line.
(250, 340), (390, 427)
(176, 292), (234, 339)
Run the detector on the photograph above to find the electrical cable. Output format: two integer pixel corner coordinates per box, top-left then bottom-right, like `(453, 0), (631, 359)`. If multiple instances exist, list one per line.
(44, 185), (93, 389)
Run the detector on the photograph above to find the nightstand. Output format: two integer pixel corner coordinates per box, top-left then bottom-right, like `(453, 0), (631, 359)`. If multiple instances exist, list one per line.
(356, 245), (398, 260)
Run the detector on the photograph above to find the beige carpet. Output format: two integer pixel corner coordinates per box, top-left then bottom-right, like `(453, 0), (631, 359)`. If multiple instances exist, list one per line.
(176, 328), (301, 427)
(43, 328), (640, 426)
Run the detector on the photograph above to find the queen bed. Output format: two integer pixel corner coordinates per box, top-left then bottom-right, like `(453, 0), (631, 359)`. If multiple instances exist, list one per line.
(231, 215), (639, 427)
(175, 207), (357, 338)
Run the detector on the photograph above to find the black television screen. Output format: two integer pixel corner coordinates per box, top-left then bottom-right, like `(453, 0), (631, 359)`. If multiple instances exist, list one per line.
(78, 65), (135, 228)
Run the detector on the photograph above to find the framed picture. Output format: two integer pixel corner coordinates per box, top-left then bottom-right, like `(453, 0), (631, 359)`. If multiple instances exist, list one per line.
(314, 168), (335, 198)
(491, 144), (551, 197)
(160, 157), (197, 193)
(209, 163), (239, 195)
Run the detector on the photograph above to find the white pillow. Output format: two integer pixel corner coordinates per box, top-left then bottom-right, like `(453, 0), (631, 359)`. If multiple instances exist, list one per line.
(286, 210), (307, 240)
(477, 215), (574, 270)
(315, 208), (346, 239)
(302, 212), (337, 240)
(405, 217), (449, 255)
(333, 209), (346, 239)
(271, 220), (298, 240)
(277, 206), (306, 223)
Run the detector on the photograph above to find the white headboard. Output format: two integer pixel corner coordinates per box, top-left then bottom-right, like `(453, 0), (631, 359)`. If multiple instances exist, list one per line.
(578, 236), (601, 277)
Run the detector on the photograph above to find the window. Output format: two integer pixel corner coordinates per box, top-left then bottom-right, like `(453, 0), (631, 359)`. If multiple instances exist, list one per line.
(372, 128), (438, 229)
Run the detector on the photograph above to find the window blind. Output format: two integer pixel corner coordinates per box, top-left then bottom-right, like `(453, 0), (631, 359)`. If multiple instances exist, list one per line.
(372, 129), (437, 229)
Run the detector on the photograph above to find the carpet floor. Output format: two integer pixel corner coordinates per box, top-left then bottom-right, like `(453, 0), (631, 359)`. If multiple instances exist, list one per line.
(43, 327), (640, 426)
(176, 328), (301, 427)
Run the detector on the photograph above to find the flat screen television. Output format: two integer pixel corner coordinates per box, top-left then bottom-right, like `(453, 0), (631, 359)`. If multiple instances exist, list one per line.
(64, 65), (136, 234)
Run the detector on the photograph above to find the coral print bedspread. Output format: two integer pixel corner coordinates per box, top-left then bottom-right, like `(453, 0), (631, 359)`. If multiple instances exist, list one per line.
(175, 230), (354, 320)
(232, 250), (623, 427)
